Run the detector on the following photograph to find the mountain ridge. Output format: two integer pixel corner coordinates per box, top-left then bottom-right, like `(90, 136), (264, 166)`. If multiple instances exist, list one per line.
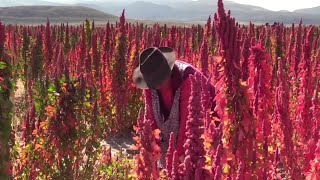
(0, 6), (118, 24)
(131, 1), (320, 24)
(0, 5), (195, 26)
(0, 1), (320, 25)
(80, 0), (320, 24)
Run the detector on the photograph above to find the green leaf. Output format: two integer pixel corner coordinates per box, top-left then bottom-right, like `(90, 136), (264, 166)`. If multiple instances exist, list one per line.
(59, 77), (66, 84)
(48, 84), (55, 93)
(0, 62), (6, 70)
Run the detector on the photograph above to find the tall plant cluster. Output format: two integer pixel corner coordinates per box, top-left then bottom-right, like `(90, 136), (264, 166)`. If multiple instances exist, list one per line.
(0, 0), (319, 178)
(133, 0), (320, 179)
(0, 21), (14, 179)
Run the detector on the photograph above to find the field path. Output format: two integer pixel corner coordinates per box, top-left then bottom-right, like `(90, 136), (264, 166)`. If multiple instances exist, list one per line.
(104, 131), (136, 157)
(11, 79), (26, 131)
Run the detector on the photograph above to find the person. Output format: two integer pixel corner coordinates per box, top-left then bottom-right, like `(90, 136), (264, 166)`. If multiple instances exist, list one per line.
(132, 46), (217, 168)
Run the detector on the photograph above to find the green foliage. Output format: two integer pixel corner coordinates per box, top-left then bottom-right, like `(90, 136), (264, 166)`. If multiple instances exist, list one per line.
(84, 19), (93, 47)
(100, 155), (135, 180)
(0, 61), (6, 70)
(0, 61), (13, 179)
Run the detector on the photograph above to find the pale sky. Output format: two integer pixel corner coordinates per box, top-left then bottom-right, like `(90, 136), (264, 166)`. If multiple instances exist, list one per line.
(45, 0), (320, 12)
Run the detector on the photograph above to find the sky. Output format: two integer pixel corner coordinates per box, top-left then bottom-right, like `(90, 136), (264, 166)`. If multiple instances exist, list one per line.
(44, 0), (320, 12)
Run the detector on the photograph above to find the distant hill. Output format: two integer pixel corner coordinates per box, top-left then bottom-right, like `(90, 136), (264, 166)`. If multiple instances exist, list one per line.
(123, 1), (175, 20)
(77, 1), (177, 20)
(294, 6), (320, 15)
(93, 0), (320, 25)
(1, 1), (320, 25)
(0, 6), (118, 25)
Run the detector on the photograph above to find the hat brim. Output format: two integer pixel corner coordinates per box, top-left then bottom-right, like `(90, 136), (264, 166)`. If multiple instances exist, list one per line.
(132, 50), (176, 89)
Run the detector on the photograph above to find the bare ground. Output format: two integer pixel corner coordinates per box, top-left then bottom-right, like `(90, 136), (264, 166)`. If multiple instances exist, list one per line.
(103, 131), (136, 157)
(11, 79), (26, 131)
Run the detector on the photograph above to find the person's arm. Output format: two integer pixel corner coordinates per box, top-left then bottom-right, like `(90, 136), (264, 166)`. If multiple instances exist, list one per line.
(175, 76), (192, 161)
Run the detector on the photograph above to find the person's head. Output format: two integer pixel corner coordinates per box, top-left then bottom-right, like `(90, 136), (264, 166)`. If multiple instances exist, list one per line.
(132, 46), (176, 90)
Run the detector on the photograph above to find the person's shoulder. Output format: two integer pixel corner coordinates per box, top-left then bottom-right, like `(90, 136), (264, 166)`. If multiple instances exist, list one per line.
(180, 75), (192, 89)
(181, 70), (208, 87)
(179, 76), (192, 99)
(175, 60), (194, 69)
(174, 60), (196, 76)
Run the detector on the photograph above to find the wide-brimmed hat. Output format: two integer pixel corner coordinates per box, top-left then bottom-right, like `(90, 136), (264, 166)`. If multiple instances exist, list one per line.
(132, 46), (176, 89)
